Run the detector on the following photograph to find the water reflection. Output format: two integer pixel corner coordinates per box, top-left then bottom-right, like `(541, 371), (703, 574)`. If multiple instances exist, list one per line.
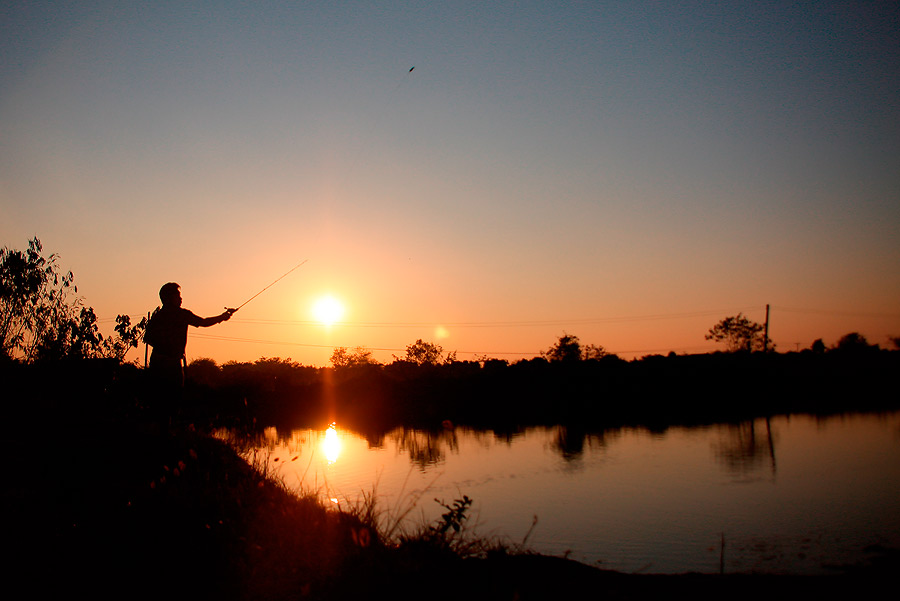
(553, 425), (586, 461)
(218, 412), (900, 574)
(391, 427), (459, 469)
(711, 418), (777, 477)
(551, 426), (620, 466)
(222, 420), (784, 475)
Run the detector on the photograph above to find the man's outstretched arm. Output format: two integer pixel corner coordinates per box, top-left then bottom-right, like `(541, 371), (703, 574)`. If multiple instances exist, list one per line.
(196, 308), (236, 327)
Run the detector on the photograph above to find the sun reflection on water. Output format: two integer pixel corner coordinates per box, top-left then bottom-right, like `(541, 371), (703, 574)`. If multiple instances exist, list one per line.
(323, 422), (341, 464)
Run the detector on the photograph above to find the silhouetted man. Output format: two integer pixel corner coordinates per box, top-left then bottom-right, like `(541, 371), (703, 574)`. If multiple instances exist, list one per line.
(144, 282), (234, 403)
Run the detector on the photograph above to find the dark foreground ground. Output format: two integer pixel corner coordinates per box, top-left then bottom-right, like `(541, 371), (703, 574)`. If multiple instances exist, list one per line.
(2, 360), (896, 600)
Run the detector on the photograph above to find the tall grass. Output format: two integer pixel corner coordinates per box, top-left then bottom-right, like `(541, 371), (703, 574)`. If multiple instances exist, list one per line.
(301, 468), (532, 561)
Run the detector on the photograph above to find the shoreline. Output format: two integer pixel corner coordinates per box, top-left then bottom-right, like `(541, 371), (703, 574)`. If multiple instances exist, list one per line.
(2, 358), (897, 599)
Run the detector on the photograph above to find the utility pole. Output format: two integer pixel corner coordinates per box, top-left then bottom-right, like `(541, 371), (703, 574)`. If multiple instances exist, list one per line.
(763, 304), (770, 352)
(144, 310), (150, 368)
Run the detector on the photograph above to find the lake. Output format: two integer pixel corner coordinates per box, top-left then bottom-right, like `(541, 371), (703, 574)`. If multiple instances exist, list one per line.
(217, 411), (900, 574)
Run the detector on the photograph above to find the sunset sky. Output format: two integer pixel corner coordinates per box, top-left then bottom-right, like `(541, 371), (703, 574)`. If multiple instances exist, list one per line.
(2, 1), (898, 365)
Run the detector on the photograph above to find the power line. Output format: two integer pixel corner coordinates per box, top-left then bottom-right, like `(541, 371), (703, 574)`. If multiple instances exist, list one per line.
(93, 304), (900, 327)
(186, 307), (758, 358)
(104, 306), (765, 327)
(773, 306), (900, 319)
(190, 332), (717, 358)
(106, 303), (899, 361)
(199, 307), (765, 329)
(190, 333), (537, 356)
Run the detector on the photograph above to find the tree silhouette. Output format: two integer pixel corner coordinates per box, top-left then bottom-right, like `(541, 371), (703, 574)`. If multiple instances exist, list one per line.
(331, 346), (378, 368)
(833, 332), (878, 353)
(542, 333), (582, 362)
(1, 237), (144, 361)
(542, 334), (612, 362)
(582, 343), (610, 361)
(1, 237), (71, 359)
(398, 339), (444, 365)
(705, 314), (769, 352)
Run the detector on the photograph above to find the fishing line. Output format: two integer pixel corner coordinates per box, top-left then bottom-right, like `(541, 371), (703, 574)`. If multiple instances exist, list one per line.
(233, 259), (309, 312)
(346, 66), (417, 176)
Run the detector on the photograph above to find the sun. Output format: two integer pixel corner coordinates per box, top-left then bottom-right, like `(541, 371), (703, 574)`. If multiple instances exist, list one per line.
(312, 295), (344, 326)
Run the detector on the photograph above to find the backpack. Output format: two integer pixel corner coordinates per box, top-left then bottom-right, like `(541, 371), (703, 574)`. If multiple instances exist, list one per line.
(143, 307), (161, 347)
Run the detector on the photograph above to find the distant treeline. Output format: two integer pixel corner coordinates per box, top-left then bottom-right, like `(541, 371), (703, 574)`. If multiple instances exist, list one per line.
(173, 349), (898, 433)
(3, 344), (897, 437)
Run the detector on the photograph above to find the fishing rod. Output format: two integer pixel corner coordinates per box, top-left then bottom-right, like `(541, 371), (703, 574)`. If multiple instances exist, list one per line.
(231, 259), (309, 313)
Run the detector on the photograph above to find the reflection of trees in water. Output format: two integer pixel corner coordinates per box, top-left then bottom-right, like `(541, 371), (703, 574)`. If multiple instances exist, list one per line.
(712, 418), (777, 475)
(361, 430), (386, 449)
(488, 426), (528, 445)
(383, 424), (622, 468)
(388, 428), (460, 469)
(551, 425), (619, 462)
(215, 426), (320, 467)
(214, 427), (279, 453)
(554, 425), (585, 461)
(460, 427), (518, 449)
